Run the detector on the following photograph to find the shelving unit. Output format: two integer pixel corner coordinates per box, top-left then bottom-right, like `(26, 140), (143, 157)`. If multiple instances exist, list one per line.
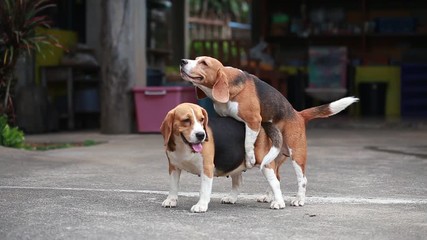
(256, 0), (427, 117)
(146, 0), (172, 71)
(260, 0), (427, 63)
(40, 65), (100, 130)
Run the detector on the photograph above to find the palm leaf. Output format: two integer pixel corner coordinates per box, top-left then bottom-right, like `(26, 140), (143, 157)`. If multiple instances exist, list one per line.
(33, 3), (56, 15)
(34, 0), (51, 9)
(13, 31), (21, 43)
(20, 39), (32, 56)
(25, 16), (49, 28)
(4, 0), (12, 12)
(25, 7), (36, 21)
(3, 49), (8, 65)
(8, 47), (14, 64)
(45, 34), (60, 44)
(1, 0), (61, 117)
(33, 41), (41, 52)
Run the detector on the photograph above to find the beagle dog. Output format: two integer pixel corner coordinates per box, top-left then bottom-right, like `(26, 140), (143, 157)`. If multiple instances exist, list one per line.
(180, 56), (358, 207)
(180, 57), (284, 170)
(160, 103), (280, 212)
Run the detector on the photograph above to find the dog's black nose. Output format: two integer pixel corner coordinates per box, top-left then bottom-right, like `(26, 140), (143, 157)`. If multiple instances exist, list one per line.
(181, 59), (188, 67)
(195, 132), (205, 141)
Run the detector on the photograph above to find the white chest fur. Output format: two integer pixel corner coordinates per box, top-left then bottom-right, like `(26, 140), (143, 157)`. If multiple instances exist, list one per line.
(214, 101), (241, 120)
(166, 139), (203, 175)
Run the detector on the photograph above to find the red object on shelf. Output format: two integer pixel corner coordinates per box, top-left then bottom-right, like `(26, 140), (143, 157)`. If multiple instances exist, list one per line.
(133, 86), (197, 133)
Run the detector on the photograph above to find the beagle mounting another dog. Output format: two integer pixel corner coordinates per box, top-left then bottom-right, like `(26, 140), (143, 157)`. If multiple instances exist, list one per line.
(180, 56), (358, 207)
(160, 103), (276, 212)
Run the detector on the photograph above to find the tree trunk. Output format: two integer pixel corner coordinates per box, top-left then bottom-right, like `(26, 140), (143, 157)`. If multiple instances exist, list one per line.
(100, 0), (146, 134)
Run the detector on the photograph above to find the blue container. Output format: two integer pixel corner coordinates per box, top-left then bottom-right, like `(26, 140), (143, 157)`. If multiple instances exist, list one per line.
(375, 17), (417, 33)
(74, 88), (100, 113)
(147, 69), (164, 86)
(401, 64), (427, 117)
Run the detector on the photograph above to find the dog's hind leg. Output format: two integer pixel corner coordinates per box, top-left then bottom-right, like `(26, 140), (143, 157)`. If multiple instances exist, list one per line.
(290, 149), (308, 206)
(221, 173), (242, 204)
(291, 160), (307, 206)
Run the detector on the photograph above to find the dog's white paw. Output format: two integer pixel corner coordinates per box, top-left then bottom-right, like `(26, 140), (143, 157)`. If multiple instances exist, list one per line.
(191, 202), (208, 213)
(256, 194), (273, 203)
(162, 197), (177, 208)
(290, 197), (305, 207)
(245, 154), (256, 169)
(270, 200), (286, 209)
(221, 195), (237, 204)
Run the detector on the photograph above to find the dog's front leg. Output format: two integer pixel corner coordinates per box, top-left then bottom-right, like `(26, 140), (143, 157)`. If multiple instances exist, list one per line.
(191, 173), (213, 213)
(162, 168), (181, 208)
(244, 123), (260, 168)
(237, 105), (262, 168)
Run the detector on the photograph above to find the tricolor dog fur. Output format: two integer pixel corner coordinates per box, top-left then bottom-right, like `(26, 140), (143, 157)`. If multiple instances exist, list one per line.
(160, 103), (280, 212)
(180, 56), (359, 207)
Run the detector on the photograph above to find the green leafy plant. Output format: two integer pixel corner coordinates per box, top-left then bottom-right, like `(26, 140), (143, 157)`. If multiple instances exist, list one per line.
(23, 142), (71, 151)
(0, 0), (62, 118)
(23, 139), (101, 151)
(82, 139), (97, 147)
(0, 117), (100, 150)
(189, 0), (250, 23)
(0, 115), (24, 148)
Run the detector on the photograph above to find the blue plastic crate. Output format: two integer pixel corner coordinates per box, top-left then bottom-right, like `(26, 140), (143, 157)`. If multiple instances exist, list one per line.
(375, 17), (417, 33)
(401, 64), (427, 117)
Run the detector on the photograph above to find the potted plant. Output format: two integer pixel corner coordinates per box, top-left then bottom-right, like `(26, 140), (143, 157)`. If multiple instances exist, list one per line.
(0, 0), (62, 125)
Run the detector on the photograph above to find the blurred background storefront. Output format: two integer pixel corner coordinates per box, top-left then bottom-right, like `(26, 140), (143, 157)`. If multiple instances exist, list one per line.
(15, 0), (427, 132)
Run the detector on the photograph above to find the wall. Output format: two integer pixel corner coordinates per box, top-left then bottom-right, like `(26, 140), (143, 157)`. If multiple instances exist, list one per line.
(355, 66), (401, 117)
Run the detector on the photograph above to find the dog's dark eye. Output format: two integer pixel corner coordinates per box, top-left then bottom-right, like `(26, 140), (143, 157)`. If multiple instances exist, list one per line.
(199, 60), (208, 66)
(199, 117), (204, 123)
(182, 118), (191, 124)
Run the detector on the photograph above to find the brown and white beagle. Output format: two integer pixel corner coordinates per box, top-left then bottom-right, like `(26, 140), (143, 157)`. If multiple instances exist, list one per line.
(180, 56), (358, 207)
(160, 103), (280, 212)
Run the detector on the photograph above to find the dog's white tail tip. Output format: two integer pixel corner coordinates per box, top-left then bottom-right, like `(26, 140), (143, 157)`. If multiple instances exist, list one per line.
(259, 146), (281, 171)
(329, 96), (359, 115)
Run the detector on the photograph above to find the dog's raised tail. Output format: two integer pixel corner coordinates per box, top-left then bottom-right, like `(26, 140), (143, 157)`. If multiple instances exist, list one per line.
(299, 96), (359, 122)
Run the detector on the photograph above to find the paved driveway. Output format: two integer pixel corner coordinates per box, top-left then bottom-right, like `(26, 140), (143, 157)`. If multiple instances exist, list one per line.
(1, 128), (426, 239)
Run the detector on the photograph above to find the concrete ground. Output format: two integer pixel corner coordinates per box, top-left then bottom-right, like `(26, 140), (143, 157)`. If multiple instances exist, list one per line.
(0, 126), (427, 239)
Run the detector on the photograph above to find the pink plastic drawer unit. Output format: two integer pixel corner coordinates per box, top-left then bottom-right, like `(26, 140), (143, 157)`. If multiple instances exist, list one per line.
(133, 86), (197, 133)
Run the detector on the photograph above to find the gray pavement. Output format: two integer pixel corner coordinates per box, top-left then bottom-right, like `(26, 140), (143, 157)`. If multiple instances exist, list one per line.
(1, 127), (427, 239)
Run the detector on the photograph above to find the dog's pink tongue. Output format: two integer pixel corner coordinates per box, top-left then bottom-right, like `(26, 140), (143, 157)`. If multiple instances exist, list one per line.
(192, 143), (203, 153)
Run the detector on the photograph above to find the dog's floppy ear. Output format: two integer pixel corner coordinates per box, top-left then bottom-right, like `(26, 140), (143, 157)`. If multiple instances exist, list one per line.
(160, 109), (175, 148)
(212, 69), (229, 103)
(201, 107), (209, 141)
(196, 87), (207, 99)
